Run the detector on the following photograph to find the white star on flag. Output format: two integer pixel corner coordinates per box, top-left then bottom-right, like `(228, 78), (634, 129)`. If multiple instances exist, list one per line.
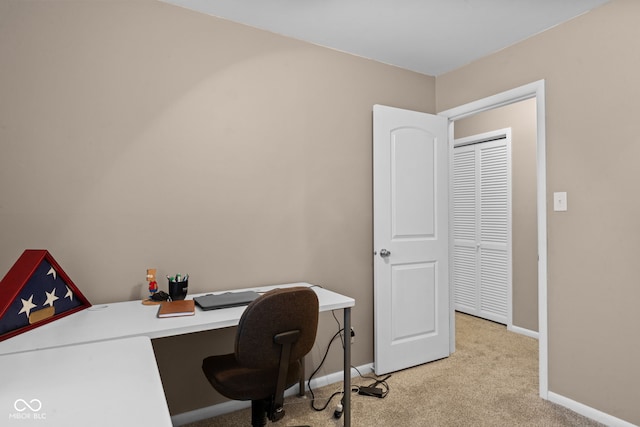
(65, 286), (73, 301)
(18, 295), (37, 318)
(44, 289), (59, 307)
(47, 267), (57, 280)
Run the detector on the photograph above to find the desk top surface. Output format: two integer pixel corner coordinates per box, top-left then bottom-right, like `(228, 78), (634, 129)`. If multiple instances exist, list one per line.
(1, 336), (172, 427)
(0, 283), (354, 356)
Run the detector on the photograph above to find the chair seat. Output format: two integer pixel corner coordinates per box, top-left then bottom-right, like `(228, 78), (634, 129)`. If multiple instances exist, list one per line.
(202, 353), (301, 401)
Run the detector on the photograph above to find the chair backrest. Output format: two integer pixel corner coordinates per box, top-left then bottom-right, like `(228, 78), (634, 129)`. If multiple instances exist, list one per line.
(235, 286), (318, 369)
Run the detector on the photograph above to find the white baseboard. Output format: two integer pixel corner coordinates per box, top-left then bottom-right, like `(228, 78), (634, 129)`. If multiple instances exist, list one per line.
(507, 324), (539, 339)
(171, 363), (374, 427)
(548, 391), (637, 427)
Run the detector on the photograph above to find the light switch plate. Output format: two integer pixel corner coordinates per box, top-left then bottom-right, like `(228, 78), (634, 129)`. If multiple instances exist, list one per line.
(554, 192), (567, 211)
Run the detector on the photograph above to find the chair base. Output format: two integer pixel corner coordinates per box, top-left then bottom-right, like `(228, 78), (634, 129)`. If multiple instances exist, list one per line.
(251, 398), (268, 427)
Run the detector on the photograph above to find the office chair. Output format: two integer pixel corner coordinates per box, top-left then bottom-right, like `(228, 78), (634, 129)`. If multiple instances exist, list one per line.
(202, 286), (319, 426)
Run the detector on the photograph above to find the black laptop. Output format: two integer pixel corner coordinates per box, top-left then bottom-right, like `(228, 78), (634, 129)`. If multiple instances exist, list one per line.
(194, 291), (260, 311)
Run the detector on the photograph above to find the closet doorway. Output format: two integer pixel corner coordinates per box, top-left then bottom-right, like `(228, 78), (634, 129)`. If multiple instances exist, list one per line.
(452, 129), (512, 326)
(450, 97), (539, 337)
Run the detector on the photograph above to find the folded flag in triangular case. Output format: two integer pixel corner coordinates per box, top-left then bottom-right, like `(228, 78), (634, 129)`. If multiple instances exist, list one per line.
(0, 250), (91, 342)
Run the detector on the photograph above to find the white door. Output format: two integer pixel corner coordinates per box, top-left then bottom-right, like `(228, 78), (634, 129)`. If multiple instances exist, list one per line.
(453, 131), (512, 325)
(373, 104), (450, 375)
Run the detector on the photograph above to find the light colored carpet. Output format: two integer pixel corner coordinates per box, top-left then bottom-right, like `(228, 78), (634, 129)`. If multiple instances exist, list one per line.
(184, 312), (603, 426)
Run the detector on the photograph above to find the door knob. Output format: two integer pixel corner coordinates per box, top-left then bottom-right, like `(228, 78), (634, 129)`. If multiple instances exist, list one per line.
(379, 249), (391, 258)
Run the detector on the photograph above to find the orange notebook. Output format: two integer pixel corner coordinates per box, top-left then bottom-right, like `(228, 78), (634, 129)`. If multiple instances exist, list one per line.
(157, 300), (195, 318)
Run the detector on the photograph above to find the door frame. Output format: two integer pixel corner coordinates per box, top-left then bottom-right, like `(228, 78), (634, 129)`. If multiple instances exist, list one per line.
(438, 79), (548, 399)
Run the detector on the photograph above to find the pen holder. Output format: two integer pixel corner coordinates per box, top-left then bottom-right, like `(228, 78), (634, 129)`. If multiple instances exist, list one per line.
(168, 280), (188, 301)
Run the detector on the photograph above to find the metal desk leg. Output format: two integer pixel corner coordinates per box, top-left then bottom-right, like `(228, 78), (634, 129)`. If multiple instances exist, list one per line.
(299, 356), (306, 396)
(343, 307), (351, 427)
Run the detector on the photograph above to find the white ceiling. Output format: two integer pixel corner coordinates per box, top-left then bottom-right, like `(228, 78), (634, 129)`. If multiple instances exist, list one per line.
(161, 0), (611, 76)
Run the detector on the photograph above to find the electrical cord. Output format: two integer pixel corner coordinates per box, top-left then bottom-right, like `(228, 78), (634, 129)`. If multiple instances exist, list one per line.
(307, 320), (345, 411)
(302, 284), (343, 411)
(309, 306), (393, 415)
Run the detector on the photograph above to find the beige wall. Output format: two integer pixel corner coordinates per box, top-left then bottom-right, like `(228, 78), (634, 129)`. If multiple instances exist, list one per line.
(438, 0), (640, 424)
(454, 99), (538, 332)
(0, 0), (434, 415)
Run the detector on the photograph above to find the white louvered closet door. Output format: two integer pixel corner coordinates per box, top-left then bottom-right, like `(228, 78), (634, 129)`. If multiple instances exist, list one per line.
(453, 134), (511, 325)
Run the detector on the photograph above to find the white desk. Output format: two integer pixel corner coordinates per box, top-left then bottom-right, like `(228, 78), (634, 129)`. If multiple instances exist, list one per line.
(0, 336), (172, 427)
(0, 283), (355, 426)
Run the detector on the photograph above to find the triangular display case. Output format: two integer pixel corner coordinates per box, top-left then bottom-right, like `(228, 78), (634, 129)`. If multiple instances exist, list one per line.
(0, 249), (91, 342)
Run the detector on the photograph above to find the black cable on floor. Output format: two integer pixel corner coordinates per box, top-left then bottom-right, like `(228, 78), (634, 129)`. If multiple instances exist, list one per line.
(350, 365), (392, 398)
